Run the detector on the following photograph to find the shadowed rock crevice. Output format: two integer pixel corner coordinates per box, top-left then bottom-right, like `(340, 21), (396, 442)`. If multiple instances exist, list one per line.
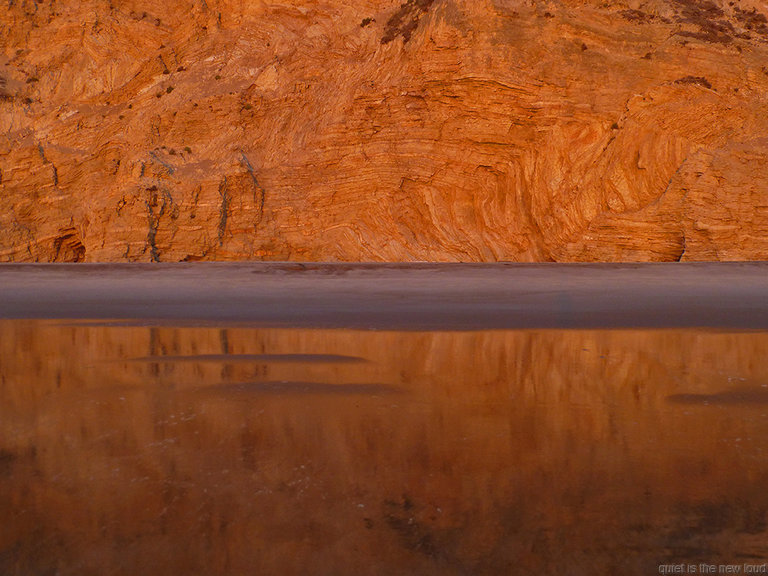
(52, 228), (86, 262)
(673, 230), (686, 262)
(144, 186), (176, 262)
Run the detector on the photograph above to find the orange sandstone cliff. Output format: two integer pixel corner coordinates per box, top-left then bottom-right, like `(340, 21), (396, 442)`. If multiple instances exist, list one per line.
(2, 0), (768, 262)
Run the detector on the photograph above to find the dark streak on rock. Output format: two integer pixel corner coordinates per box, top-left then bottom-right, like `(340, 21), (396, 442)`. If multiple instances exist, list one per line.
(620, 9), (653, 23)
(733, 6), (768, 38)
(158, 54), (170, 75)
(381, 0), (435, 44)
(145, 186), (174, 262)
(146, 210), (161, 262)
(190, 185), (201, 220)
(240, 152), (265, 224)
(37, 143), (58, 186)
(0, 74), (11, 101)
(675, 75), (712, 89)
(218, 176), (229, 246)
(149, 151), (175, 175)
(674, 231), (687, 262)
(672, 0), (734, 44)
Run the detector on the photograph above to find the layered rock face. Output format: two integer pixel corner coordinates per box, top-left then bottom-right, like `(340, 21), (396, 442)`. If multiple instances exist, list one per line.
(2, 0), (768, 262)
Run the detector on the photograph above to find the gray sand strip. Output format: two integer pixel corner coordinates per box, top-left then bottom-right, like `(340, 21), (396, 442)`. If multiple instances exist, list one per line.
(0, 262), (766, 330)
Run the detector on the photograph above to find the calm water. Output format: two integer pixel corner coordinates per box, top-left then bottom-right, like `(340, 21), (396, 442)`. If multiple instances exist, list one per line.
(3, 321), (768, 575)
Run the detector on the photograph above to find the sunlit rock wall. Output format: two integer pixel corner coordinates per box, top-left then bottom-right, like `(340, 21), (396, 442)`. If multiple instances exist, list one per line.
(2, 0), (768, 261)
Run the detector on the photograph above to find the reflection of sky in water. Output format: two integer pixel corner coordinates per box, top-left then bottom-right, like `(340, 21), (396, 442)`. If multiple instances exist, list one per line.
(2, 322), (768, 575)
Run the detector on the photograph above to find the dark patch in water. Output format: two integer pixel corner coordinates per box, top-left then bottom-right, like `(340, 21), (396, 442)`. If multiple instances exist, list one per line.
(194, 381), (399, 395)
(668, 387), (768, 405)
(125, 353), (368, 364)
(383, 494), (439, 558)
(0, 449), (16, 475)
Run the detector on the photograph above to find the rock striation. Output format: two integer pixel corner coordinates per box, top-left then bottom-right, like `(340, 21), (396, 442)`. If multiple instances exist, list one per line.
(2, 0), (768, 262)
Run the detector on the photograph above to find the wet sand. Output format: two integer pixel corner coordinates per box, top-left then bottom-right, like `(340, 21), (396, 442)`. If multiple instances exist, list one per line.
(1, 262), (768, 329)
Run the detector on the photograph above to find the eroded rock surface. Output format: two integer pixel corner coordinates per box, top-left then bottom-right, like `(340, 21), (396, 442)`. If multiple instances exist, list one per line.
(2, 0), (768, 261)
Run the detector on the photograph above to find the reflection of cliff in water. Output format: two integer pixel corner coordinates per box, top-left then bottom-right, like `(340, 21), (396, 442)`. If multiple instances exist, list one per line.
(2, 322), (768, 575)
